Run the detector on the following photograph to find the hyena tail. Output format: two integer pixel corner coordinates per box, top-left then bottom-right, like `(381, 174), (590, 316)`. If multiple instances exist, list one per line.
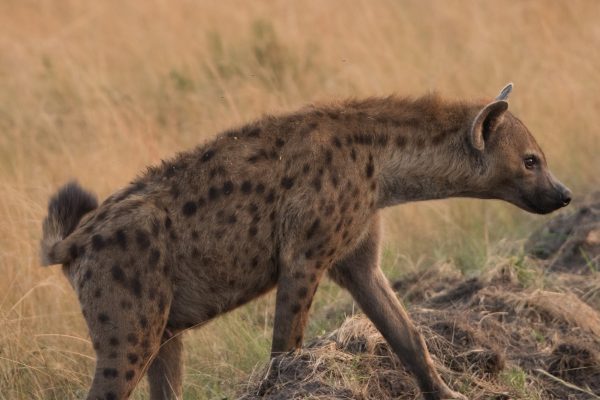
(40, 181), (98, 266)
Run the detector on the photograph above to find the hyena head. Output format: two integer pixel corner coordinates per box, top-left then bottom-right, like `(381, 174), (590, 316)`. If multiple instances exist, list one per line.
(469, 83), (571, 214)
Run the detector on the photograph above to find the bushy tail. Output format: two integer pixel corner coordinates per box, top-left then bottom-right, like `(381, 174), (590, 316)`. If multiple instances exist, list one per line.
(40, 181), (98, 266)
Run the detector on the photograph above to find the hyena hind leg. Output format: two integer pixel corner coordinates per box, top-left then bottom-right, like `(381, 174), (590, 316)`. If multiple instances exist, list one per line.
(147, 334), (184, 400)
(80, 276), (172, 399)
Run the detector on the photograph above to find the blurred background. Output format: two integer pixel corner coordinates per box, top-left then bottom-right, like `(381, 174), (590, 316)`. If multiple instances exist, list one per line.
(0, 1), (598, 398)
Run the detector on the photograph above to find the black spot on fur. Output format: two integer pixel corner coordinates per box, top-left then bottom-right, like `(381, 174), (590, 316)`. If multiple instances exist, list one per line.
(113, 181), (146, 203)
(201, 149), (215, 162)
(139, 317), (148, 329)
(209, 165), (227, 179)
(109, 337), (119, 346)
(325, 150), (333, 165)
(377, 135), (389, 146)
(350, 148), (357, 161)
(306, 219), (320, 240)
(91, 234), (106, 251)
(111, 265), (125, 282)
(105, 392), (116, 400)
(327, 111), (339, 120)
(158, 296), (167, 313)
(222, 181), (234, 195)
(94, 288), (102, 298)
(241, 181), (252, 194)
(227, 214), (237, 224)
(125, 370), (135, 381)
(247, 203), (259, 214)
(98, 313), (110, 324)
(245, 126), (261, 137)
(69, 244), (78, 259)
(115, 229), (127, 250)
(291, 304), (301, 314)
(275, 138), (285, 147)
(127, 353), (138, 364)
(255, 183), (265, 194)
(130, 277), (142, 298)
(126, 333), (138, 345)
(298, 287), (308, 298)
(208, 187), (220, 201)
(103, 368), (118, 379)
(169, 184), (180, 199)
(432, 132), (447, 145)
(353, 133), (373, 146)
(265, 190), (275, 203)
(302, 164), (310, 174)
(299, 121), (318, 135)
(332, 137), (342, 148)
(135, 230), (150, 250)
(96, 210), (108, 221)
(330, 172), (339, 188)
(396, 135), (407, 147)
(334, 221), (342, 232)
(149, 249), (160, 268)
(311, 177), (322, 192)
(281, 177), (294, 189)
(164, 216), (172, 229)
(206, 307), (217, 319)
(366, 154), (374, 178)
(182, 201), (197, 216)
(248, 226), (258, 237)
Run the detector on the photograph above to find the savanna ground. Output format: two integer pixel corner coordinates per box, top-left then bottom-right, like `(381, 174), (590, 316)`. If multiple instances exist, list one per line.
(0, 1), (599, 399)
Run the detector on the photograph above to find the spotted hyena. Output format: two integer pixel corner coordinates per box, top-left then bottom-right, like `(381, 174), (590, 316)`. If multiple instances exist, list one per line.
(40, 83), (571, 400)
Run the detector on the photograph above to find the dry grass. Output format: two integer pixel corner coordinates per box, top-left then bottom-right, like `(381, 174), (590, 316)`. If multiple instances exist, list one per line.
(0, 1), (599, 399)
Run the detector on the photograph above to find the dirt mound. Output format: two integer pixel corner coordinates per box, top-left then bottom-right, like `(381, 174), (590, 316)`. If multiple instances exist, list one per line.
(241, 200), (600, 400)
(526, 191), (600, 273)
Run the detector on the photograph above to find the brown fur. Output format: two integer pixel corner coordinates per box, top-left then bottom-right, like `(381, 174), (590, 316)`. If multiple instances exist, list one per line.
(40, 85), (570, 400)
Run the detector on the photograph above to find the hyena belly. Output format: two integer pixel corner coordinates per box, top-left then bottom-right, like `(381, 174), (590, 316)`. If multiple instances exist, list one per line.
(163, 186), (280, 330)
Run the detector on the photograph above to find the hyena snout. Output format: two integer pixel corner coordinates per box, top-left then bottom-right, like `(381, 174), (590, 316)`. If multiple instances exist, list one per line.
(551, 177), (572, 207)
(526, 172), (572, 214)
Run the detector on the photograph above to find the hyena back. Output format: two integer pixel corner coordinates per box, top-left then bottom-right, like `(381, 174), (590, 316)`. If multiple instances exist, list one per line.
(41, 84), (570, 400)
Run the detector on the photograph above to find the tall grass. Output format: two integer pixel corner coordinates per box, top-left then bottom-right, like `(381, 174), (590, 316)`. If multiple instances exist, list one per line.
(0, 1), (598, 398)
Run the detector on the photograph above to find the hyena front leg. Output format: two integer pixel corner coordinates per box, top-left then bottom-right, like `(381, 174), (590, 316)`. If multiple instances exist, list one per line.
(271, 248), (328, 355)
(328, 215), (466, 400)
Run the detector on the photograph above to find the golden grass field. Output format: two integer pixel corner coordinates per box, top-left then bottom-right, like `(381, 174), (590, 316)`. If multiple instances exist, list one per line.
(1, 1), (599, 399)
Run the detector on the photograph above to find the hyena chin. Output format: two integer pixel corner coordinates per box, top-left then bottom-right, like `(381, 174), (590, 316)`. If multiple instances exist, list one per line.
(40, 83), (570, 400)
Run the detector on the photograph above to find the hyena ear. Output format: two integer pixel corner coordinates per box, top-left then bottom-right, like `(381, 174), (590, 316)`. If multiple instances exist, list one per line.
(469, 100), (509, 151)
(496, 82), (513, 101)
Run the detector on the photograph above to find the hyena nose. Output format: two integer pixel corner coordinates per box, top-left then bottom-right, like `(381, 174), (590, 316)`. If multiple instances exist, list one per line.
(560, 188), (572, 207)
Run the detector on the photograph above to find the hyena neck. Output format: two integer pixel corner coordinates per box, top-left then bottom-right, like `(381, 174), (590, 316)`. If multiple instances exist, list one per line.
(328, 95), (481, 208)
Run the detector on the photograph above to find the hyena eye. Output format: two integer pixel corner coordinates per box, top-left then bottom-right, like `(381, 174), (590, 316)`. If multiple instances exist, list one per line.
(524, 155), (537, 169)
